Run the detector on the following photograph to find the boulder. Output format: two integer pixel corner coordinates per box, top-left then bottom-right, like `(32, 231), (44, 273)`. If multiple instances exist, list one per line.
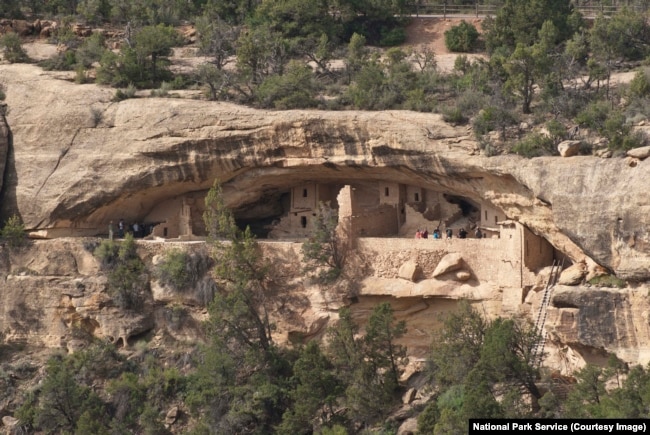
(433, 253), (464, 278)
(558, 263), (586, 286)
(558, 140), (581, 157)
(626, 145), (650, 160)
(595, 148), (612, 158)
(11, 20), (33, 36)
(402, 387), (416, 405)
(72, 23), (92, 37)
(397, 418), (419, 435)
(2, 416), (18, 427)
(165, 406), (179, 425)
(398, 261), (421, 282)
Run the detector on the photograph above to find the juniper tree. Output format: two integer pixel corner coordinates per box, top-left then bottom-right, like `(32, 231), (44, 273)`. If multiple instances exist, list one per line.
(327, 303), (408, 427)
(301, 201), (346, 283)
(190, 180), (291, 432)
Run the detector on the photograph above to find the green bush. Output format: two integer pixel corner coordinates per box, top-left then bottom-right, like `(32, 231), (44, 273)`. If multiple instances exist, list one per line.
(150, 81), (173, 97)
(444, 21), (480, 53)
(576, 101), (645, 151)
(512, 133), (556, 158)
(0, 32), (29, 63)
(113, 83), (137, 102)
(39, 50), (77, 71)
(546, 119), (567, 144)
(575, 100), (611, 131)
(94, 239), (119, 269)
(473, 107), (503, 137)
(94, 235), (147, 310)
(1, 215), (26, 247)
(442, 106), (468, 125)
(75, 32), (107, 68)
(256, 61), (318, 109)
(456, 89), (490, 117)
(379, 27), (406, 47)
(155, 249), (190, 291)
(629, 69), (650, 98)
(588, 274), (626, 288)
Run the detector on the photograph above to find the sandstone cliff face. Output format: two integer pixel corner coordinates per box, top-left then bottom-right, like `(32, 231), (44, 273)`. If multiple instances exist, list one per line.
(544, 285), (650, 370)
(3, 239), (650, 371)
(0, 239), (336, 353)
(0, 64), (648, 279)
(0, 108), (8, 199)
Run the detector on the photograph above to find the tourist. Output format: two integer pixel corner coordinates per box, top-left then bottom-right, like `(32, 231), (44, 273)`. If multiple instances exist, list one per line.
(433, 228), (441, 239)
(133, 222), (140, 238)
(108, 220), (114, 241)
(422, 229), (429, 239)
(415, 229), (422, 239)
(475, 228), (483, 239)
(446, 228), (453, 239)
(118, 219), (125, 238)
(458, 228), (467, 239)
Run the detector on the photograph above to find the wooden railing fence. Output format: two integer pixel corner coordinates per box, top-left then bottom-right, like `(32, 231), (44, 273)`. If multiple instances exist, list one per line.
(406, 1), (650, 18)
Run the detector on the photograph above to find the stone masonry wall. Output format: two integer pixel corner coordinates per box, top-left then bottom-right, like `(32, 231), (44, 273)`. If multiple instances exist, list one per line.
(357, 236), (523, 287)
(350, 205), (398, 237)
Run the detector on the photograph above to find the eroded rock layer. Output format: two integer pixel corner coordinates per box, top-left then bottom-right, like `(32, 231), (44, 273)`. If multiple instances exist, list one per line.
(0, 64), (648, 279)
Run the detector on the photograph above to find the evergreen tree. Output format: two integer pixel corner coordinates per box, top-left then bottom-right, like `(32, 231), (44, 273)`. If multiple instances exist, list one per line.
(301, 201), (346, 282)
(190, 180), (292, 432)
(279, 341), (344, 433)
(327, 303), (407, 427)
(484, 0), (576, 53)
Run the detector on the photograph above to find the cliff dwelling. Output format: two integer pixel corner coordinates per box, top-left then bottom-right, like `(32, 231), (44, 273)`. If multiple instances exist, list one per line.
(137, 181), (505, 240)
(118, 179), (558, 294)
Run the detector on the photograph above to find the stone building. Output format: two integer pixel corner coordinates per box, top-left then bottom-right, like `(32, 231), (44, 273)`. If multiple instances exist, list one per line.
(135, 181), (556, 286)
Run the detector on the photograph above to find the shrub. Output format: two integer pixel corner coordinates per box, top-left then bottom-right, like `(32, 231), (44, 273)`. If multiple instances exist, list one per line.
(575, 100), (611, 131)
(150, 81), (173, 97)
(473, 109), (495, 137)
(629, 69), (650, 98)
(512, 133), (556, 158)
(456, 89), (490, 117)
(39, 51), (77, 71)
(75, 65), (88, 84)
(113, 83), (137, 102)
(109, 235), (147, 309)
(445, 21), (480, 53)
(90, 107), (103, 126)
(546, 119), (567, 144)
(379, 27), (406, 47)
(94, 235), (147, 310)
(1, 215), (26, 247)
(442, 106), (467, 125)
(256, 61), (318, 109)
(588, 274), (626, 288)
(0, 32), (29, 63)
(75, 32), (107, 68)
(94, 239), (119, 270)
(155, 249), (190, 291)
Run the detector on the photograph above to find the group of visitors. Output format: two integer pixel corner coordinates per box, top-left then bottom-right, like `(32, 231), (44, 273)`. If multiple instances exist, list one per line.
(415, 227), (483, 239)
(109, 219), (154, 240)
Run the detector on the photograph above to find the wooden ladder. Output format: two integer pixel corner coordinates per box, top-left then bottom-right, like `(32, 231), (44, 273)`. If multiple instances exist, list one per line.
(531, 258), (564, 367)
